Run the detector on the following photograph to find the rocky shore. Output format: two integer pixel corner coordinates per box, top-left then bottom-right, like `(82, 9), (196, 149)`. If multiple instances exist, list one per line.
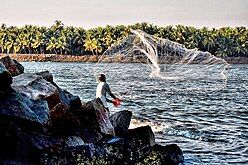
(0, 55), (184, 164)
(1, 54), (248, 64)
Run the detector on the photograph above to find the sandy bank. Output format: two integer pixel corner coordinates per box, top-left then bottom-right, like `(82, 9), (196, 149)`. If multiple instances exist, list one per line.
(1, 54), (247, 64)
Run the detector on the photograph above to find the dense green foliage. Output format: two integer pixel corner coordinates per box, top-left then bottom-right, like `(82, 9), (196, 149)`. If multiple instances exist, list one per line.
(0, 21), (247, 57)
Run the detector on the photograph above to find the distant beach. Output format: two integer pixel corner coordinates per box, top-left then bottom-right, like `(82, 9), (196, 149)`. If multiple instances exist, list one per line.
(1, 54), (248, 64)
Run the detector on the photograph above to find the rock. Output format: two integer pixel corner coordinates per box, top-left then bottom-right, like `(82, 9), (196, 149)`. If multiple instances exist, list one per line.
(28, 133), (64, 152)
(11, 73), (58, 100)
(18, 132), (64, 163)
(124, 125), (156, 161)
(79, 129), (103, 144)
(39, 144), (99, 164)
(110, 110), (132, 136)
(0, 62), (12, 87)
(35, 70), (53, 82)
(96, 126), (157, 164)
(55, 85), (82, 108)
(11, 73), (61, 109)
(0, 63), (13, 98)
(0, 91), (49, 130)
(35, 70), (82, 108)
(49, 103), (80, 136)
(80, 99), (115, 135)
(103, 138), (131, 163)
(0, 55), (24, 76)
(106, 137), (123, 144)
(0, 121), (18, 159)
(65, 136), (84, 147)
(68, 95), (82, 110)
(0, 121), (62, 161)
(141, 144), (184, 165)
(45, 90), (61, 109)
(126, 125), (156, 147)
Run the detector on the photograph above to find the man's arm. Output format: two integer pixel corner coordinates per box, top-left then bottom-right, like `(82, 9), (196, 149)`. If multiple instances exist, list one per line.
(105, 84), (121, 107)
(106, 98), (114, 103)
(106, 84), (117, 100)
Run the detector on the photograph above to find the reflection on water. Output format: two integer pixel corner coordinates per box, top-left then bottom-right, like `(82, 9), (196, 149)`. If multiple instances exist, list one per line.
(22, 62), (248, 165)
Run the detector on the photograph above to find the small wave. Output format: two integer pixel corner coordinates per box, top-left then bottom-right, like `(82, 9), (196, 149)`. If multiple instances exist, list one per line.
(163, 126), (230, 143)
(129, 118), (169, 133)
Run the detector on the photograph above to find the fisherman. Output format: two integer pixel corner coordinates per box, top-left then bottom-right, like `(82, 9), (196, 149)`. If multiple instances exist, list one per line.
(96, 74), (121, 110)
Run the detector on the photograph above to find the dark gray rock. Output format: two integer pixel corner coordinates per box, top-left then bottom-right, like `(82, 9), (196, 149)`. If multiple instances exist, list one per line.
(0, 91), (49, 128)
(80, 99), (115, 135)
(0, 63), (13, 98)
(38, 144), (100, 164)
(0, 121), (18, 159)
(12, 73), (58, 100)
(35, 70), (82, 108)
(35, 70), (53, 83)
(48, 103), (80, 136)
(11, 73), (62, 109)
(123, 125), (156, 162)
(126, 125), (156, 147)
(0, 124), (65, 163)
(65, 136), (85, 147)
(140, 144), (184, 165)
(79, 129), (103, 144)
(110, 110), (132, 136)
(0, 55), (24, 76)
(0, 62), (12, 86)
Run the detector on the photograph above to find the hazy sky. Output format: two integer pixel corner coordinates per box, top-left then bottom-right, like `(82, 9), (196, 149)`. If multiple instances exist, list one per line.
(0, 0), (247, 29)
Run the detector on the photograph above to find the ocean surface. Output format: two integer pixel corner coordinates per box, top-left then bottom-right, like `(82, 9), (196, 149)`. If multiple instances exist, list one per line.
(22, 62), (248, 165)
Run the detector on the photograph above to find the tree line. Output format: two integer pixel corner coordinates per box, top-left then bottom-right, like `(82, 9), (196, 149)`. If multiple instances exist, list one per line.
(0, 20), (247, 57)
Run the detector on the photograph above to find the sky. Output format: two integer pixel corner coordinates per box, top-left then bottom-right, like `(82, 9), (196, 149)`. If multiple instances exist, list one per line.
(0, 0), (247, 29)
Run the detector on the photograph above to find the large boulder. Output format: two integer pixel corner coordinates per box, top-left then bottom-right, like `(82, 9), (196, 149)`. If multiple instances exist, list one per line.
(101, 131), (183, 164)
(0, 91), (49, 129)
(0, 123), (65, 163)
(38, 144), (101, 164)
(0, 55), (24, 76)
(78, 129), (103, 144)
(80, 99), (115, 135)
(35, 70), (82, 108)
(11, 73), (61, 109)
(0, 63), (13, 98)
(140, 144), (184, 165)
(126, 125), (156, 147)
(110, 110), (132, 136)
(0, 121), (19, 159)
(48, 103), (80, 136)
(124, 125), (156, 161)
(12, 73), (58, 100)
(35, 70), (53, 83)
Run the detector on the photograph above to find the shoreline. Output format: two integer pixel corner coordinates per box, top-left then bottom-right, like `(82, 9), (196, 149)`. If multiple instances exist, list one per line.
(1, 54), (248, 64)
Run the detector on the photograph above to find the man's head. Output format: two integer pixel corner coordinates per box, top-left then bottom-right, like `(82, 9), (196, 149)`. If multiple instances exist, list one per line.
(98, 74), (106, 82)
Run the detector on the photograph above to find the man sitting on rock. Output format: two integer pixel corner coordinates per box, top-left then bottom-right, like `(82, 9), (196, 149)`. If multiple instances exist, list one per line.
(96, 74), (121, 110)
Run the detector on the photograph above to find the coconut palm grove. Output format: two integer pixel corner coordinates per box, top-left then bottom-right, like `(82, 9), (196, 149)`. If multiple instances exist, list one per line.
(0, 20), (247, 57)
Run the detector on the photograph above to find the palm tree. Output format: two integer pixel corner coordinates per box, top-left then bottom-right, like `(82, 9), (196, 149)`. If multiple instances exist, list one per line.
(73, 27), (86, 54)
(46, 37), (57, 54)
(56, 34), (68, 54)
(84, 38), (96, 55)
(84, 38), (102, 55)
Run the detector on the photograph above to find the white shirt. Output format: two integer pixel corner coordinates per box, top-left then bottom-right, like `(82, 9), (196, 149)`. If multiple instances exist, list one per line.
(96, 82), (111, 107)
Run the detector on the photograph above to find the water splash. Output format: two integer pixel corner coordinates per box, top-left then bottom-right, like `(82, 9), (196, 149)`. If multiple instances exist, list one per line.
(129, 118), (169, 133)
(93, 30), (229, 98)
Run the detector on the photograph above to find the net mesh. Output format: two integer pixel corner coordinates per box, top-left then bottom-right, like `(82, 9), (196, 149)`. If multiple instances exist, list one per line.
(94, 29), (229, 82)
